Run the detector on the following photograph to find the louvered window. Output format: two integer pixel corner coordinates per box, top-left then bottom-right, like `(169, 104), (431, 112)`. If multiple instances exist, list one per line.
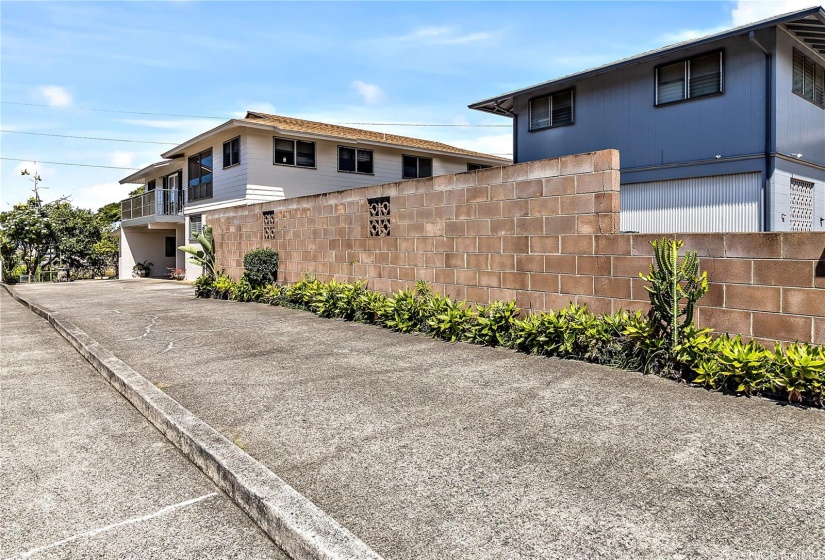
(529, 89), (574, 130)
(338, 146), (374, 174)
(792, 49), (825, 107)
(656, 51), (723, 105)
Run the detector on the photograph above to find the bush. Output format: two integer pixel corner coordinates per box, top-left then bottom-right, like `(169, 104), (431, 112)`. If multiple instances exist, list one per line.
(193, 274), (214, 298)
(243, 248), (279, 286)
(191, 249), (825, 408)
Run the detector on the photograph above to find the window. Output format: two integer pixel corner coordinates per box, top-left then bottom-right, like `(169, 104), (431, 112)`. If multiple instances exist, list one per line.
(368, 196), (391, 237)
(189, 214), (203, 239)
(467, 163), (492, 171)
(338, 146), (374, 174)
(187, 149), (213, 201)
(223, 136), (240, 168)
(273, 137), (315, 168)
(793, 49), (825, 107)
(146, 179), (156, 192)
(165, 236), (176, 258)
(529, 89), (574, 130)
(402, 155), (433, 179)
(655, 51), (723, 106)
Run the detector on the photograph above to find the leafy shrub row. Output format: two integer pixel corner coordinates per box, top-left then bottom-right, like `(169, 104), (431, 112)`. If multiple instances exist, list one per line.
(195, 273), (824, 408)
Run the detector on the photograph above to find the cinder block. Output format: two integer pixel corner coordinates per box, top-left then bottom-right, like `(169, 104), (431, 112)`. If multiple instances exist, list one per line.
(752, 312), (812, 343)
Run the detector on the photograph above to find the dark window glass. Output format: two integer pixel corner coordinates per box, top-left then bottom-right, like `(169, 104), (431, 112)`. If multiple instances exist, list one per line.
(418, 157), (432, 178)
(529, 96), (550, 130)
(200, 150), (213, 184)
(657, 52), (722, 106)
(190, 215), (203, 239)
(223, 137), (240, 168)
(165, 236), (176, 258)
(274, 138), (295, 165)
(357, 149), (373, 174)
(338, 147), (356, 172)
(657, 62), (685, 104)
(188, 156), (201, 188)
(689, 53), (721, 98)
(792, 49), (825, 107)
(551, 90), (573, 125)
(529, 89), (574, 130)
(147, 179), (156, 192)
(403, 155), (418, 178)
(468, 163), (492, 171)
(296, 141), (315, 167)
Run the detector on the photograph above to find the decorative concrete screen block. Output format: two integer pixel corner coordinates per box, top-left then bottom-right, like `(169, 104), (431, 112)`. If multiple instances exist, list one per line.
(790, 178), (814, 232)
(263, 210), (276, 240)
(368, 196), (391, 237)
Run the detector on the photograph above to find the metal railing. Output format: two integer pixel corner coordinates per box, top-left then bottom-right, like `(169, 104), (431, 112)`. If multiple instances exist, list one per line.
(121, 189), (183, 221)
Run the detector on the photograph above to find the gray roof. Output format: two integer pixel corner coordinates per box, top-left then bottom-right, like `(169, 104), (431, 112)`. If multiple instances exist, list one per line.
(469, 6), (825, 115)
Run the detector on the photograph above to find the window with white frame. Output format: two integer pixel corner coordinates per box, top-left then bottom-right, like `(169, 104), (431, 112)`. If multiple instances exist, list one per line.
(656, 51), (723, 106)
(189, 214), (203, 239)
(529, 89), (574, 130)
(273, 137), (315, 168)
(402, 155), (432, 179)
(793, 49), (825, 107)
(223, 136), (241, 168)
(338, 146), (374, 174)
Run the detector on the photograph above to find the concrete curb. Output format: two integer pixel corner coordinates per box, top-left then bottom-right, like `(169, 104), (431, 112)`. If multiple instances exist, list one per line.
(3, 284), (384, 560)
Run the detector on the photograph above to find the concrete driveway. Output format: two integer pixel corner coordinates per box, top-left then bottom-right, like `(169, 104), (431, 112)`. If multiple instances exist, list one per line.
(1, 289), (286, 559)
(9, 280), (825, 560)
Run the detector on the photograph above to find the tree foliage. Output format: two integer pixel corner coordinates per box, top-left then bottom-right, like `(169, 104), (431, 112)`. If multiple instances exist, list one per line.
(0, 198), (52, 279)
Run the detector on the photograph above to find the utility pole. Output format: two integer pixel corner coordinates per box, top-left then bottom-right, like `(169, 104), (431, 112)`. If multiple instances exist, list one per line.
(20, 168), (45, 206)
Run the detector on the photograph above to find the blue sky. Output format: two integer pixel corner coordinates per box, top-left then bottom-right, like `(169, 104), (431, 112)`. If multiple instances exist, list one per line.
(0, 0), (813, 211)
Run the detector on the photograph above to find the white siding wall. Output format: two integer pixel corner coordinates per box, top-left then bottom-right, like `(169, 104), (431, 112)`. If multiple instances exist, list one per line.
(244, 131), (487, 200)
(620, 173), (761, 233)
(181, 129), (250, 213)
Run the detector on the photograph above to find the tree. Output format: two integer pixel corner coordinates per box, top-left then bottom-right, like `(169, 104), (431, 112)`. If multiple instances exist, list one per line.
(48, 201), (102, 277)
(0, 198), (52, 281)
(0, 229), (21, 283)
(96, 201), (121, 229)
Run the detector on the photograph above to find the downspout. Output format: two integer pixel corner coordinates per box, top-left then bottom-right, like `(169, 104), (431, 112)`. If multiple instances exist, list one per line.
(493, 100), (517, 163)
(749, 31), (772, 231)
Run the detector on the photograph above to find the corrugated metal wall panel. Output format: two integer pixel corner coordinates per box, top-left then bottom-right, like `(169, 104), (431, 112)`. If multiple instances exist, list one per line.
(620, 172), (761, 233)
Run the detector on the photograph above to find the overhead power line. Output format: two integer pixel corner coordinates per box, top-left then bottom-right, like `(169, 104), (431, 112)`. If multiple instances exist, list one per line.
(0, 157), (140, 170)
(1, 101), (511, 127)
(0, 130), (179, 145)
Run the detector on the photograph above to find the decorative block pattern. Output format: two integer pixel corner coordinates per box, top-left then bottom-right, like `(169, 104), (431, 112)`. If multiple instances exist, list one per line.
(368, 197), (391, 238)
(263, 210), (276, 240)
(790, 178), (814, 232)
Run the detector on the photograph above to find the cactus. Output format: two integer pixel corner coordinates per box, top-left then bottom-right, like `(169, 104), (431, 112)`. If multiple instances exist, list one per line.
(640, 238), (708, 350)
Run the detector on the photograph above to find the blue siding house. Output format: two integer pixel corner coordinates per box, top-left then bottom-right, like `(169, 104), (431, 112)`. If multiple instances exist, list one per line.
(470, 7), (825, 233)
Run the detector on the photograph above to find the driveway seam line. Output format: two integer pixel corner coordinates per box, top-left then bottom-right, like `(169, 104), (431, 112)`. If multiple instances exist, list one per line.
(2, 284), (384, 560)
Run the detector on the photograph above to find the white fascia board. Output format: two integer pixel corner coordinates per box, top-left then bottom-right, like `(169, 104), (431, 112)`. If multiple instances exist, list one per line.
(161, 120), (278, 159)
(182, 197), (258, 215)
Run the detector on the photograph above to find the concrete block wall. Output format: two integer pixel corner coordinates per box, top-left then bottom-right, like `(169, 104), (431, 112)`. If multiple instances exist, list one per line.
(206, 149), (825, 346)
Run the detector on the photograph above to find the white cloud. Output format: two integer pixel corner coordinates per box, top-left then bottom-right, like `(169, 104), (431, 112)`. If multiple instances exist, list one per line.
(37, 85), (72, 107)
(392, 26), (496, 46)
(449, 133), (513, 158)
(71, 182), (133, 211)
(731, 0), (815, 26)
(664, 0), (817, 45)
(110, 151), (136, 168)
(351, 81), (386, 105)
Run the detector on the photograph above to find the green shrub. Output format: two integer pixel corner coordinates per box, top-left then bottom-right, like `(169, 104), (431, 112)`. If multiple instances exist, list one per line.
(427, 296), (472, 342)
(466, 301), (519, 347)
(230, 276), (261, 303)
(242, 248), (279, 286)
(213, 274), (235, 300)
(193, 274), (214, 298)
(772, 342), (825, 404)
(195, 271), (824, 409)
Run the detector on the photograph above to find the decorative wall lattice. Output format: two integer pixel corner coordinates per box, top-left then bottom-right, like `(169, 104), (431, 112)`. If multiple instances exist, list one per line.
(263, 210), (277, 240)
(368, 196), (391, 237)
(790, 178), (814, 232)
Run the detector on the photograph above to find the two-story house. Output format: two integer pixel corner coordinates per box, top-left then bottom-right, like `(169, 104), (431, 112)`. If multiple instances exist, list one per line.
(117, 112), (509, 279)
(469, 7), (825, 233)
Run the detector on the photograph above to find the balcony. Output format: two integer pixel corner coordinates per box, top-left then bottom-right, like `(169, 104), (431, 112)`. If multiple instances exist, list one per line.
(120, 189), (184, 226)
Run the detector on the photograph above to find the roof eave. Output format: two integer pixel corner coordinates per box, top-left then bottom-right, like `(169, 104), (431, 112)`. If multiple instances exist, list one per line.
(118, 161), (177, 184)
(469, 6), (825, 114)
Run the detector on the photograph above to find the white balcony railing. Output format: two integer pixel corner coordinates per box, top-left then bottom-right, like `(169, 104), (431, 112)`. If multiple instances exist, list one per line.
(120, 189), (183, 221)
